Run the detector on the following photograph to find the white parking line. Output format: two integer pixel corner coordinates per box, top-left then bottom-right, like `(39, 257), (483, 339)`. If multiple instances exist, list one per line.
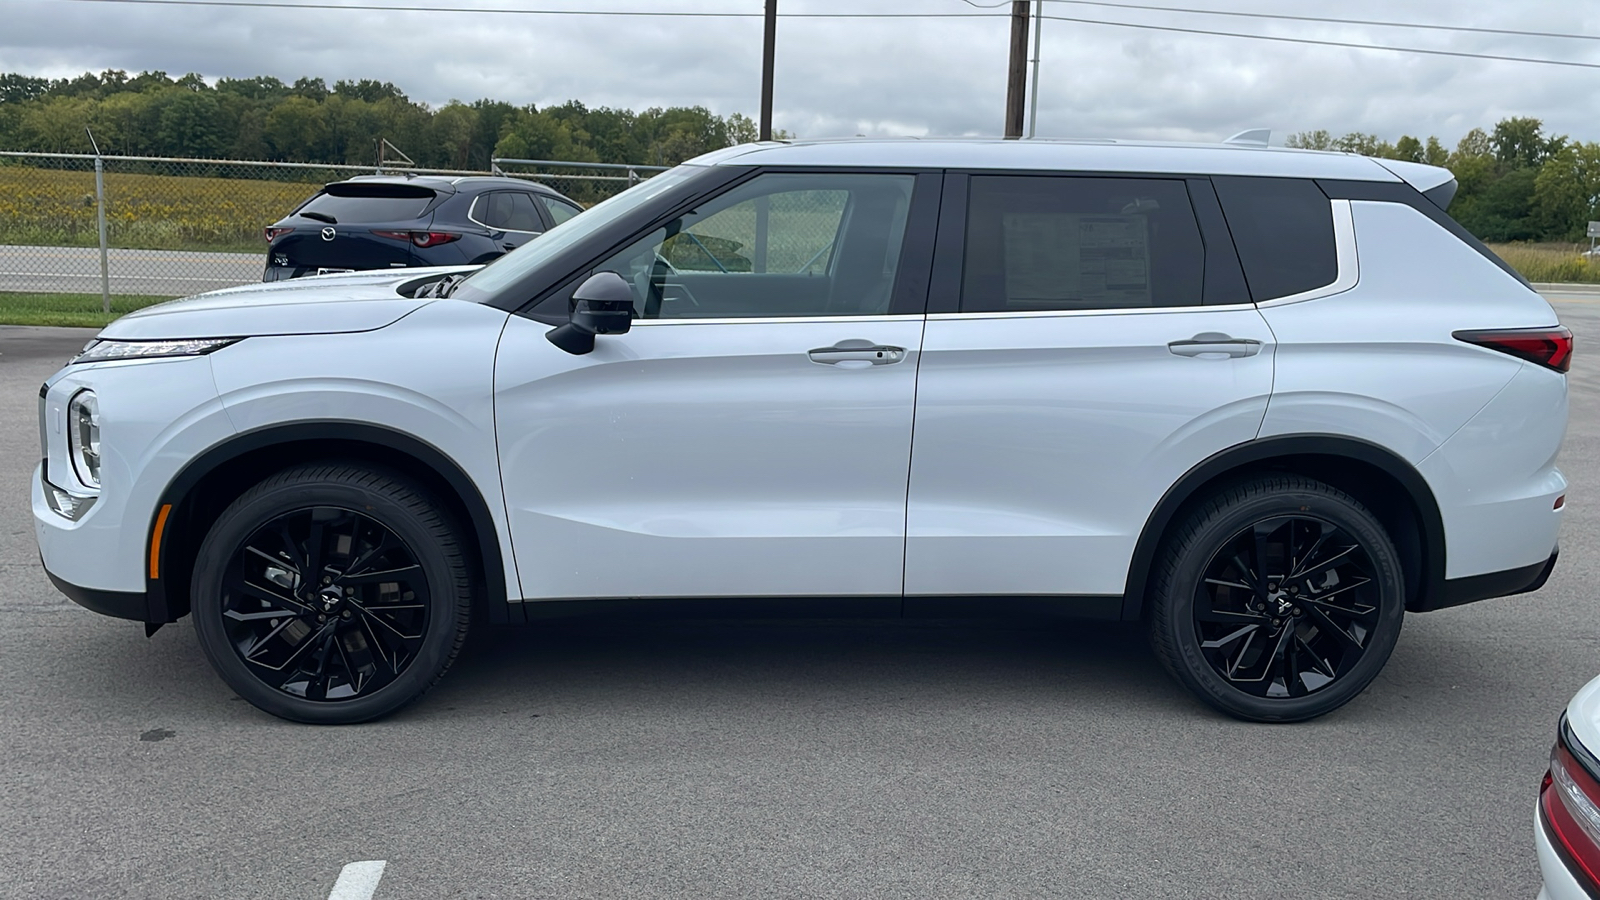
(328, 860), (387, 900)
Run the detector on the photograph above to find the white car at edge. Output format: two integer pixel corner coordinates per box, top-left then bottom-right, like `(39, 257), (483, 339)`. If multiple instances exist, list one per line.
(33, 138), (1569, 724)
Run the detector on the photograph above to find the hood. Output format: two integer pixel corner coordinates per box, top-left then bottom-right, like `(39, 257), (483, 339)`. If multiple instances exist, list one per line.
(100, 266), (480, 340)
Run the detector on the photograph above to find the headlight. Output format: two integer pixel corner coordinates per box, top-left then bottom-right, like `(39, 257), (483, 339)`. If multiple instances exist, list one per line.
(67, 390), (100, 488)
(73, 338), (239, 364)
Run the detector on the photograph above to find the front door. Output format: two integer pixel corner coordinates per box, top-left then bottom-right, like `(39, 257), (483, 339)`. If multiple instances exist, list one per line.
(495, 171), (935, 601)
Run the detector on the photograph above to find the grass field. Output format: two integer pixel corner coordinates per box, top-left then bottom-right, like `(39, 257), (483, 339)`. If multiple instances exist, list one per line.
(0, 292), (172, 327)
(1485, 243), (1600, 284)
(0, 163), (322, 254)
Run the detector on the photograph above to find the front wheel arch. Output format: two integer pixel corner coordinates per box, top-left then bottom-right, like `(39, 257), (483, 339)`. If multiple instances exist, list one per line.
(1123, 435), (1444, 622)
(148, 423), (511, 627)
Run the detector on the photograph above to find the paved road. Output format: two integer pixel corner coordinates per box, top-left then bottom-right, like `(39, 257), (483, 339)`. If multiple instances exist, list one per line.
(0, 243), (260, 296)
(2, 295), (1599, 898)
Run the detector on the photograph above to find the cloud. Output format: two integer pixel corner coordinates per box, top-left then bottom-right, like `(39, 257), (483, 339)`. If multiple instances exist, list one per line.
(2, 0), (1598, 148)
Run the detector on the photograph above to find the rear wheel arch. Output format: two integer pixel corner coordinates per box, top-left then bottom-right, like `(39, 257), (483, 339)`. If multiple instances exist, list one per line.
(147, 422), (510, 626)
(1123, 435), (1444, 621)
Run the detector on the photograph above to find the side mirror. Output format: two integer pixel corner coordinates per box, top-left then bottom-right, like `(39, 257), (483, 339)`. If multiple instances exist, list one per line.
(546, 271), (634, 355)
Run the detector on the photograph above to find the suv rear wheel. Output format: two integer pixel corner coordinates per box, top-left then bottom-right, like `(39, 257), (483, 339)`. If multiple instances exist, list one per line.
(191, 463), (472, 724)
(1147, 475), (1405, 722)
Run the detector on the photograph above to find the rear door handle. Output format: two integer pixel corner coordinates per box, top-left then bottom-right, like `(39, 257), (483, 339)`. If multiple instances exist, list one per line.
(1167, 332), (1262, 359)
(808, 341), (906, 367)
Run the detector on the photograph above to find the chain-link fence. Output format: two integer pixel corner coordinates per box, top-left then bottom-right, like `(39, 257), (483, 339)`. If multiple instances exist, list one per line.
(0, 152), (667, 323)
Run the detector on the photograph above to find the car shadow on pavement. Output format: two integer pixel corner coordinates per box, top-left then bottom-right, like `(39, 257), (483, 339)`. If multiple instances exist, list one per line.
(417, 615), (1197, 721)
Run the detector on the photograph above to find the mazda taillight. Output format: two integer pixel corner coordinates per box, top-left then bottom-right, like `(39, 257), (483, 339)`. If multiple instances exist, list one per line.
(1541, 717), (1600, 894)
(264, 227), (294, 242)
(372, 230), (462, 248)
(1455, 326), (1573, 373)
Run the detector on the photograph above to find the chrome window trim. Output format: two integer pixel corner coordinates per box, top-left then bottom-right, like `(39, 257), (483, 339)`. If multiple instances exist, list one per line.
(1253, 199), (1359, 308)
(630, 314), (922, 327)
(926, 302), (1258, 321)
(468, 193), (544, 236)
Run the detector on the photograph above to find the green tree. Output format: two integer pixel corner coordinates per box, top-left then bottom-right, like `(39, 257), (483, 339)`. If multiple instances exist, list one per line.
(264, 95), (329, 161)
(1285, 129), (1333, 150)
(155, 89), (227, 157)
(1491, 116), (1564, 171)
(1533, 142), (1600, 241)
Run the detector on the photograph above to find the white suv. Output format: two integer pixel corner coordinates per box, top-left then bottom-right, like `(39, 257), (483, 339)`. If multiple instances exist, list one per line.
(34, 139), (1569, 724)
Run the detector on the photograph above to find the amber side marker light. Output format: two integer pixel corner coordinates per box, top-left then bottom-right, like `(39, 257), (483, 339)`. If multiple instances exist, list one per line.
(149, 504), (172, 579)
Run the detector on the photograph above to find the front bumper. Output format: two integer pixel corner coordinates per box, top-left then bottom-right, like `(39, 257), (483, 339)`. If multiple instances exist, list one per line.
(44, 568), (146, 621)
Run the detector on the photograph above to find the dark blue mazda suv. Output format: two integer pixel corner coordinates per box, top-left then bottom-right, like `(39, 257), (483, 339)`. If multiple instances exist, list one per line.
(262, 175), (583, 281)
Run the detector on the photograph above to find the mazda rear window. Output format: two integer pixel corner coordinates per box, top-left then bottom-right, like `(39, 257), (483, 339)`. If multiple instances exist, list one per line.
(298, 190), (435, 223)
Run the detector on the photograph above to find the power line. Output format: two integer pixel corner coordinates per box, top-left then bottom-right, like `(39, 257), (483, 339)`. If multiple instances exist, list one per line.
(1039, 12), (1600, 70)
(36, 0), (1600, 71)
(966, 0), (1600, 43)
(48, 0), (1000, 17)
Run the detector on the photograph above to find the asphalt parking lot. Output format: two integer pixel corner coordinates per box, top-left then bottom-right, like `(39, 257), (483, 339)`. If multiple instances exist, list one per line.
(2, 294), (1599, 899)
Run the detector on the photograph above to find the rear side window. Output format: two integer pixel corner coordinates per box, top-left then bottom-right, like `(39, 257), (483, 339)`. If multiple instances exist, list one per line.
(960, 176), (1205, 312)
(539, 196), (583, 226)
(1212, 177), (1337, 302)
(475, 192), (543, 232)
(298, 190), (434, 223)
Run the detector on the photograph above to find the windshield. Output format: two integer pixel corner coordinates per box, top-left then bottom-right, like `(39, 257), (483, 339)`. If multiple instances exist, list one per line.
(460, 165), (704, 296)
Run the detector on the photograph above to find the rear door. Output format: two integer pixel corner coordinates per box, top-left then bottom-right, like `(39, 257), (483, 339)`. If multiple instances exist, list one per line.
(904, 173), (1274, 602)
(494, 170), (938, 601)
(470, 191), (544, 253)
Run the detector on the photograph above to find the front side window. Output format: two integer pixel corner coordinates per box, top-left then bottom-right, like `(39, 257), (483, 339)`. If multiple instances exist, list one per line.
(591, 172), (915, 319)
(960, 176), (1205, 312)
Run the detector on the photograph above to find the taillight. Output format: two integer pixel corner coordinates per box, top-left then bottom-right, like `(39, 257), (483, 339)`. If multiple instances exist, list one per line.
(1455, 326), (1573, 373)
(372, 230), (461, 248)
(1541, 718), (1600, 894)
(264, 227), (294, 242)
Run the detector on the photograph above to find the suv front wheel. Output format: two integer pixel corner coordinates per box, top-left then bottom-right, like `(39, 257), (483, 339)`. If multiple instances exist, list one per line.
(191, 463), (473, 724)
(1147, 476), (1405, 722)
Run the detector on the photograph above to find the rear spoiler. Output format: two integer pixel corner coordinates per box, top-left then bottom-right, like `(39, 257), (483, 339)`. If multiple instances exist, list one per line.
(321, 182), (440, 199)
(1374, 159), (1458, 210)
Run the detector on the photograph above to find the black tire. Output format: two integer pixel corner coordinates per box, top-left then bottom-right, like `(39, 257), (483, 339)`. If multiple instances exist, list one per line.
(1146, 475), (1405, 723)
(191, 463), (472, 724)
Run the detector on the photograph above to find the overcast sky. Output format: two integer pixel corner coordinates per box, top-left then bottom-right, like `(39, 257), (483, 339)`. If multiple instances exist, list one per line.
(1, 0), (1598, 148)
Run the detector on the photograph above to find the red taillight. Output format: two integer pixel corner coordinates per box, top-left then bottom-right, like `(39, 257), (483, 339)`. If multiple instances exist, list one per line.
(373, 230), (461, 248)
(1541, 724), (1600, 893)
(409, 231), (460, 248)
(264, 227), (294, 242)
(1455, 326), (1574, 373)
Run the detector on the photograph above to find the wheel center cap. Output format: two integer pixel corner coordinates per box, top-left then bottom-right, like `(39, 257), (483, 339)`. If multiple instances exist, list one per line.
(1271, 593), (1293, 616)
(318, 587), (342, 613)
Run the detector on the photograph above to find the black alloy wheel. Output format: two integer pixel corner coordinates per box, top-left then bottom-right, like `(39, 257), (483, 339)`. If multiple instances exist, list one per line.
(1147, 476), (1405, 722)
(220, 506), (429, 701)
(1194, 516), (1377, 698)
(192, 464), (471, 724)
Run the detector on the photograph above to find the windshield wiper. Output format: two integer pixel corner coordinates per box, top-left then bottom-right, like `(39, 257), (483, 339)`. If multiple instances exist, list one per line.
(417, 273), (468, 299)
(300, 211), (337, 224)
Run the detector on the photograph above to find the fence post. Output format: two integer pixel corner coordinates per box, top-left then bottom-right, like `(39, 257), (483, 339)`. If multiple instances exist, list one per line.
(93, 156), (110, 315)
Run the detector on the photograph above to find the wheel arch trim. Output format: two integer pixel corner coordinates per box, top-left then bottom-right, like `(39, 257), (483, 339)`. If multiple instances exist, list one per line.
(146, 420), (512, 625)
(1121, 433), (1446, 621)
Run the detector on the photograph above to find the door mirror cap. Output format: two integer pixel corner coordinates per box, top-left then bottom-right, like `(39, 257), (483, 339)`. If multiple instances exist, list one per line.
(545, 271), (634, 355)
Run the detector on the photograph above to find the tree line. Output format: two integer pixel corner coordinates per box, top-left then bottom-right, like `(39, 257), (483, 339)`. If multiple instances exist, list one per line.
(4, 71), (1598, 244)
(1288, 118), (1600, 243)
(0, 69), (766, 172)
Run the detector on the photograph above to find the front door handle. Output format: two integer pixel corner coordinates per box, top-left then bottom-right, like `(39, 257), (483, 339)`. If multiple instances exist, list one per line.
(1168, 332), (1263, 359)
(808, 341), (906, 367)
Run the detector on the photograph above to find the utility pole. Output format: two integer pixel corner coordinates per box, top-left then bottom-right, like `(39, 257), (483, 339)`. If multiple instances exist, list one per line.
(759, 0), (776, 140)
(1004, 0), (1030, 138)
(1027, 0), (1043, 138)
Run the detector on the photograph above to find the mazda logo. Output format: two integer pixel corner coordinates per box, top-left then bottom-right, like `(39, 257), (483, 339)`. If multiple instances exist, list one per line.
(321, 226), (336, 242)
